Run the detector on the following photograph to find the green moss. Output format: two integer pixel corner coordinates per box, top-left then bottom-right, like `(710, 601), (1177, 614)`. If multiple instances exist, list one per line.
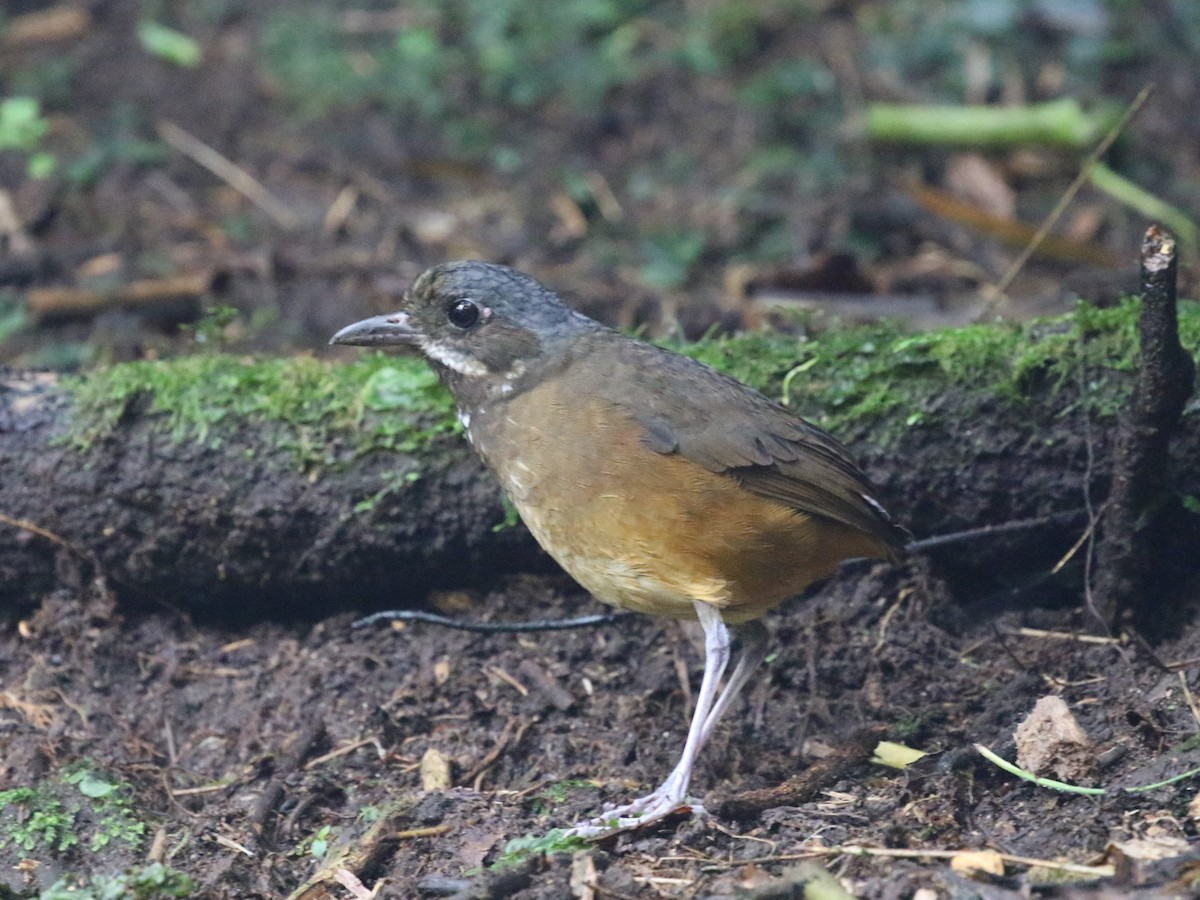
(65, 352), (455, 469)
(38, 863), (195, 900)
(0, 763), (146, 856)
(63, 298), (1198, 468)
(0, 786), (77, 853)
(679, 297), (1200, 443)
(492, 828), (590, 870)
(527, 778), (600, 815)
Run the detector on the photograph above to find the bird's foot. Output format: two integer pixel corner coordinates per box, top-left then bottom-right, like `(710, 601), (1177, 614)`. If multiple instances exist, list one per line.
(564, 790), (704, 839)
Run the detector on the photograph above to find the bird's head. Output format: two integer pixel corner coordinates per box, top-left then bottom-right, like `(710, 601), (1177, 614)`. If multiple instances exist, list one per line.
(331, 261), (594, 396)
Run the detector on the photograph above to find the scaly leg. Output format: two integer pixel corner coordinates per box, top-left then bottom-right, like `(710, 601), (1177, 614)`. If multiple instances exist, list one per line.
(568, 603), (769, 837)
(698, 619), (769, 749)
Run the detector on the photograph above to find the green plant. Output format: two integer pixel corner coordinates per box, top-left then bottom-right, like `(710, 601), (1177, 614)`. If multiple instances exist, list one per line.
(528, 779), (597, 814)
(639, 229), (707, 290)
(62, 104), (167, 187)
(492, 828), (589, 870)
(0, 95), (55, 177)
(0, 764), (148, 856)
(0, 290), (28, 344)
(137, 21), (203, 67)
(39, 863), (195, 900)
(183, 305), (241, 348)
(63, 765), (147, 852)
(293, 823), (338, 859)
(0, 787), (78, 853)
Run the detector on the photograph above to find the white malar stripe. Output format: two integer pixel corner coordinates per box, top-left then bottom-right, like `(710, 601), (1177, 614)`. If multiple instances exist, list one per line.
(419, 338), (488, 377)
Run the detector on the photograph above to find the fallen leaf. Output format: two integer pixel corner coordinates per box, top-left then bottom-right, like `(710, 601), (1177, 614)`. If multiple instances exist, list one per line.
(1108, 835), (1190, 862)
(333, 868), (374, 900)
(945, 153), (1015, 219)
(433, 657), (451, 686)
(950, 849), (1006, 878)
(420, 748), (451, 792)
(569, 851), (597, 900)
(871, 740), (928, 769)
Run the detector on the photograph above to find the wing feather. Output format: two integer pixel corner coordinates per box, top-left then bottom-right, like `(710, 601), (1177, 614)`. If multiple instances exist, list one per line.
(588, 338), (906, 560)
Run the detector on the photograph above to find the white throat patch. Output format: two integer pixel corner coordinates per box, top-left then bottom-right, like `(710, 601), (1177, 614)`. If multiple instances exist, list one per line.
(419, 337), (488, 378)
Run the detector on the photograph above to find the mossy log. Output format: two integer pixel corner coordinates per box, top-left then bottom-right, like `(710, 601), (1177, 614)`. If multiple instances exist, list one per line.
(1, 299), (1198, 619)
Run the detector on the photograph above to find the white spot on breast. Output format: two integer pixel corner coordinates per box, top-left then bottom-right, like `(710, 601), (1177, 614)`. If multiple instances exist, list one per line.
(497, 360), (526, 397)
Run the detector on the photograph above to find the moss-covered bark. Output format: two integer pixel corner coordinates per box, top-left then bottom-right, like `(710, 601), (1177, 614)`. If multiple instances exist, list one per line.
(1, 299), (1197, 617)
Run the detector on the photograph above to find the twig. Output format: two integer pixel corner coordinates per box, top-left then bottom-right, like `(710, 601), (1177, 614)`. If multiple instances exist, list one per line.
(26, 274), (211, 324)
(906, 182), (1118, 266)
(990, 84), (1154, 303)
(213, 833), (255, 856)
(1089, 163), (1198, 261)
(0, 511), (114, 603)
(701, 845), (1115, 878)
(1014, 627), (1118, 645)
(2, 6), (91, 46)
(715, 726), (886, 820)
(904, 508), (1086, 552)
(333, 868), (378, 900)
(461, 718), (532, 790)
(974, 743), (1105, 795)
(352, 609), (627, 633)
(1093, 226), (1196, 624)
(157, 120), (300, 230)
(0, 511), (83, 554)
(1076, 333), (1105, 630)
(394, 824), (452, 840)
(1178, 672), (1200, 732)
(304, 736), (384, 770)
(1049, 500), (1109, 576)
(170, 782), (233, 797)
(485, 665), (530, 697)
(249, 720), (326, 847)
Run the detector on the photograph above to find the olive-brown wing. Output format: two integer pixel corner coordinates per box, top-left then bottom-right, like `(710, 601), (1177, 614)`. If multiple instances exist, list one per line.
(591, 338), (906, 561)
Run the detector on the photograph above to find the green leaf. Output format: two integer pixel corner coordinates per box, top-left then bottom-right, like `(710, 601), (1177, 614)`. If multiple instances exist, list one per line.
(27, 151), (57, 178)
(76, 773), (118, 799)
(138, 21), (203, 68)
(0, 96), (49, 151)
(871, 740), (928, 769)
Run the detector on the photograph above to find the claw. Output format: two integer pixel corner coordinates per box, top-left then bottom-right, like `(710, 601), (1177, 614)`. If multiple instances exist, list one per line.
(564, 605), (770, 839)
(565, 794), (702, 839)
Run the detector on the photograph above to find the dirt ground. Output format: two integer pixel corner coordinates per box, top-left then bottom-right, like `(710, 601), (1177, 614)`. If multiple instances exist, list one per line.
(4, 554), (1200, 897)
(4, 2), (1200, 898)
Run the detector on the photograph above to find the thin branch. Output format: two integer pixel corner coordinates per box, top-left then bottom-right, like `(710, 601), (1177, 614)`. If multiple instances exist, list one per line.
(989, 84), (1154, 303)
(351, 609), (627, 633)
(157, 120), (300, 230)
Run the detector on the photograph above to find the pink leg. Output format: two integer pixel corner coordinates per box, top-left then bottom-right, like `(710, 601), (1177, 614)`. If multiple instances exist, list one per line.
(698, 619), (768, 748)
(568, 603), (769, 837)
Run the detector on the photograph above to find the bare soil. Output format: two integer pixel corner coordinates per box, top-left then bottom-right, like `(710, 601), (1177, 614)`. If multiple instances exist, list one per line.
(4, 544), (1200, 896)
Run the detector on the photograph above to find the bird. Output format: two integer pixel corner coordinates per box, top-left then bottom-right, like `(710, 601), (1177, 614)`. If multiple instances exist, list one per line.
(331, 261), (905, 836)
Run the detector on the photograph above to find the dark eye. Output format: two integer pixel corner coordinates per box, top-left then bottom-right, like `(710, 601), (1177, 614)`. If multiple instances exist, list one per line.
(447, 299), (479, 329)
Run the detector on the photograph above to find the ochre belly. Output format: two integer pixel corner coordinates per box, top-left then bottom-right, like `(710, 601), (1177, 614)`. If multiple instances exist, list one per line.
(473, 380), (883, 624)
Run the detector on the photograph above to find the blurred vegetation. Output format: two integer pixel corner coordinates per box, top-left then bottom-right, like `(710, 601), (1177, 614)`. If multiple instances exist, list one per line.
(2, 0), (1199, 366)
(0, 95), (55, 177)
(259, 0), (804, 125)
